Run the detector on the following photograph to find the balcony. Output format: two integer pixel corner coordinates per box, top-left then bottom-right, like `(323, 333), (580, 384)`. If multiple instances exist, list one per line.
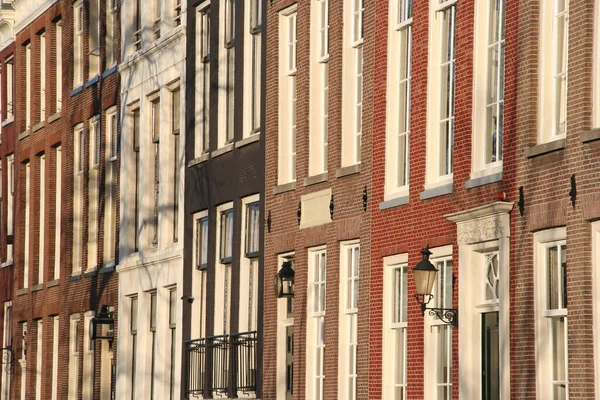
(186, 331), (257, 397)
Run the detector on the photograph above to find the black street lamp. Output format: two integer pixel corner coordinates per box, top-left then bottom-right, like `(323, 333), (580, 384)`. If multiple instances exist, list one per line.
(412, 246), (458, 326)
(275, 260), (295, 298)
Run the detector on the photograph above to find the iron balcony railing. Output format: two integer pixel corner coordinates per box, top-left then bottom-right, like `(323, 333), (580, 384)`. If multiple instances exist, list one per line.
(185, 331), (258, 397)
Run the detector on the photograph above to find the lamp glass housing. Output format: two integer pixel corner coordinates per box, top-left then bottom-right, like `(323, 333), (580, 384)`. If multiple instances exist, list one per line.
(413, 248), (438, 296)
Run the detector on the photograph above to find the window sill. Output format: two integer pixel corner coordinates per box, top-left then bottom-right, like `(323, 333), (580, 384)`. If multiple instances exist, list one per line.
(524, 139), (565, 158)
(18, 129), (30, 141)
(304, 172), (328, 186)
(84, 268), (98, 278)
(48, 112), (61, 123)
(70, 85), (83, 96)
(1, 116), (14, 127)
(31, 283), (43, 292)
(235, 133), (260, 149)
(465, 172), (502, 189)
(581, 128), (600, 143)
(188, 153), (209, 167)
(102, 65), (118, 78)
(99, 264), (115, 274)
(336, 164), (361, 178)
(0, 260), (13, 268)
(211, 143), (234, 158)
(379, 195), (409, 210)
(32, 121), (44, 132)
(16, 288), (28, 296)
(273, 181), (296, 195)
(84, 74), (100, 88)
(420, 183), (453, 200)
(68, 273), (82, 282)
(47, 279), (59, 287)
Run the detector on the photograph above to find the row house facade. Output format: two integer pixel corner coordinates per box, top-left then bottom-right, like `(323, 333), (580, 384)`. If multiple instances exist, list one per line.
(116, 0), (186, 398)
(183, 0), (265, 398)
(263, 0), (374, 399)
(9, 0), (121, 399)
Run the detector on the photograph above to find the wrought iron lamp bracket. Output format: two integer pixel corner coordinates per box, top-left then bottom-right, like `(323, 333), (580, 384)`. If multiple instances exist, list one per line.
(414, 294), (458, 326)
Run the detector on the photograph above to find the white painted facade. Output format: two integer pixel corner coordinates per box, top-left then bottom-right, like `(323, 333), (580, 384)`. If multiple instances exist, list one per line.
(116, 1), (186, 398)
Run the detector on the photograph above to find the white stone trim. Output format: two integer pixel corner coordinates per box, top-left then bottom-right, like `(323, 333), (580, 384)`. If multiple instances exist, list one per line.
(592, 221), (600, 400)
(306, 246), (327, 400)
(276, 252), (295, 400)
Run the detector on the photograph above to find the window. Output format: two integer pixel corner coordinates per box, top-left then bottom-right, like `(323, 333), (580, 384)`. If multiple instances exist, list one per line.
(129, 297), (138, 399)
(88, 0), (100, 77)
(6, 155), (13, 263)
(54, 147), (61, 279)
(339, 243), (359, 400)
(172, 88), (181, 243)
(40, 32), (46, 121)
(383, 257), (408, 400)
(74, 1), (83, 86)
(154, 0), (161, 39)
(38, 155), (45, 284)
(174, 0), (182, 26)
(133, 0), (142, 51)
(83, 312), (94, 400)
(68, 315), (80, 400)
(534, 229), (568, 400)
(55, 21), (62, 112)
(25, 43), (31, 129)
(432, 256), (453, 399)
(240, 196), (260, 338)
(539, 0), (568, 142)
(149, 292), (157, 399)
(1, 302), (11, 400)
(51, 316), (59, 400)
(307, 247), (326, 400)
(244, 0), (262, 138)
(195, 215), (209, 269)
(472, 0), (505, 178)
(132, 107), (141, 252)
(276, 253), (295, 399)
(245, 201), (260, 257)
(5, 57), (13, 120)
(150, 97), (160, 246)
(341, 0), (364, 166)
(220, 208), (233, 263)
(104, 110), (117, 265)
(385, 0), (412, 200)
(23, 162), (30, 288)
(35, 320), (42, 400)
(220, 0), (235, 146)
(19, 322), (26, 400)
(73, 125), (84, 274)
(426, 0), (456, 186)
(278, 8), (297, 184)
(196, 5), (211, 156)
(169, 288), (177, 399)
(106, 3), (117, 68)
(309, 0), (329, 176)
(215, 203), (233, 337)
(90, 117), (100, 168)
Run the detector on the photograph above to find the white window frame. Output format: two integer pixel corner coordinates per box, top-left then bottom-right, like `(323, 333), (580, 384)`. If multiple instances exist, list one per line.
(5, 57), (13, 121)
(219, 0), (236, 148)
(19, 322), (26, 400)
(6, 154), (13, 264)
(133, 0), (142, 51)
(106, 3), (117, 68)
(592, 221), (600, 400)
(471, 0), (505, 179)
(538, 0), (569, 142)
(191, 210), (209, 342)
(168, 287), (178, 399)
(382, 254), (408, 400)
(74, 0), (84, 86)
(385, 0), (412, 200)
(425, 0), (456, 188)
(276, 252), (295, 400)
(51, 316), (59, 400)
(306, 246), (326, 400)
(104, 109), (117, 267)
(338, 241), (359, 400)
(35, 320), (42, 400)
(40, 32), (46, 121)
(215, 202), (234, 337)
(23, 162), (30, 289)
(243, 0), (262, 139)
(153, 0), (162, 39)
(195, 3), (211, 157)
(83, 311), (95, 400)
(594, 0), (600, 128)
(38, 155), (45, 284)
(87, 117), (100, 273)
(341, 0), (364, 167)
(88, 0), (100, 77)
(534, 228), (568, 400)
(278, 6), (297, 185)
(25, 43), (31, 129)
(55, 21), (62, 112)
(54, 147), (61, 279)
(73, 124), (84, 275)
(129, 296), (138, 400)
(1, 302), (11, 400)
(68, 314), (80, 400)
(239, 194), (260, 336)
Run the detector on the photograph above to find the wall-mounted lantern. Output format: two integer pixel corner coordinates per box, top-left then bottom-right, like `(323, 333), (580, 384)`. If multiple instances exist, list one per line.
(89, 305), (115, 342)
(274, 260), (295, 298)
(412, 246), (458, 326)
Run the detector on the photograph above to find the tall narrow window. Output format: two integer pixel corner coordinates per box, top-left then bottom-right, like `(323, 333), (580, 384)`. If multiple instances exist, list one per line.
(83, 312), (94, 400)
(244, 0), (262, 137)
(19, 322), (26, 400)
(352, 0), (363, 164)
(68, 315), (80, 400)
(241, 198), (260, 333)
(172, 88), (180, 242)
(73, 125), (84, 274)
(25, 43), (31, 129)
(174, 0), (182, 26)
(216, 205), (233, 341)
(196, 216), (208, 269)
(386, 0), (412, 199)
(169, 288), (177, 399)
(220, 209), (233, 264)
(106, 3), (117, 68)
(54, 147), (61, 279)
(55, 21), (62, 112)
(50, 316), (59, 400)
(485, 0), (504, 164)
(149, 292), (157, 399)
(222, 0), (235, 145)
(196, 5), (210, 156)
(1, 302), (11, 400)
(74, 1), (83, 86)
(132, 108), (140, 252)
(384, 261), (408, 399)
(88, 118), (100, 270)
(151, 98), (160, 247)
(5, 57), (13, 120)
(104, 111), (117, 265)
(35, 320), (42, 400)
(6, 155), (13, 262)
(308, 248), (326, 400)
(432, 258), (453, 399)
(133, 0), (142, 51)
(130, 297), (138, 400)
(154, 0), (162, 39)
(38, 155), (45, 284)
(278, 9), (297, 184)
(89, 0), (100, 77)
(193, 211), (208, 347)
(40, 33), (46, 121)
(23, 162), (30, 288)
(339, 243), (359, 400)
(438, 1), (455, 178)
